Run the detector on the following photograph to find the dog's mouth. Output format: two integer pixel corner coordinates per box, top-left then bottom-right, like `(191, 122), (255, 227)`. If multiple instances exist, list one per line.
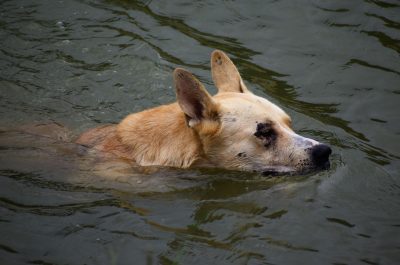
(261, 166), (293, 176)
(261, 162), (331, 176)
(261, 170), (280, 176)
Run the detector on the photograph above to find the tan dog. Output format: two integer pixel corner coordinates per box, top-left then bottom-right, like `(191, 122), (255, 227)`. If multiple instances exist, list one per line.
(76, 50), (331, 175)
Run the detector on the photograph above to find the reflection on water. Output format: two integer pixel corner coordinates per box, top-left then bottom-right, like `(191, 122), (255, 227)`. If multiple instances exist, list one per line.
(0, 0), (399, 264)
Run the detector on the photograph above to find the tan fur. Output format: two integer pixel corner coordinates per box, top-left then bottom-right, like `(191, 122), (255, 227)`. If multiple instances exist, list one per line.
(76, 50), (330, 174)
(77, 104), (203, 167)
(211, 50), (250, 93)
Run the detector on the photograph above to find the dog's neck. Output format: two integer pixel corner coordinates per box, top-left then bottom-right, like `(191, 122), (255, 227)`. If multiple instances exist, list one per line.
(116, 103), (205, 168)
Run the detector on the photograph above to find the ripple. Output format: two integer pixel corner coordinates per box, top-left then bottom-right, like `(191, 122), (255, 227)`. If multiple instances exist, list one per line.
(328, 22), (361, 28)
(145, 219), (212, 237)
(0, 243), (18, 254)
(110, 229), (159, 240)
(264, 209), (288, 219)
(104, 0), (260, 59)
(365, 0), (400, 8)
(365, 12), (400, 30)
(0, 195), (148, 217)
(193, 201), (268, 224)
(315, 6), (350, 13)
(361, 30), (400, 54)
(1, 0), (399, 264)
(345, 58), (400, 76)
(326, 217), (355, 228)
(260, 236), (319, 253)
(55, 50), (114, 71)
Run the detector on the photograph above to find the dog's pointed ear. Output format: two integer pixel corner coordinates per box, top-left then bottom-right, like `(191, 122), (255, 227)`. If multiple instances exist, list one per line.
(174, 68), (219, 127)
(211, 50), (250, 94)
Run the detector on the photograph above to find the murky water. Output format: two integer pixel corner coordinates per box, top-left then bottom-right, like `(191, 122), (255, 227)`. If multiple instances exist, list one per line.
(1, 0), (399, 264)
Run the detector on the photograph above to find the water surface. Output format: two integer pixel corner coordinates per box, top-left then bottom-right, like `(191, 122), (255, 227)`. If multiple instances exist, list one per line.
(0, 0), (399, 264)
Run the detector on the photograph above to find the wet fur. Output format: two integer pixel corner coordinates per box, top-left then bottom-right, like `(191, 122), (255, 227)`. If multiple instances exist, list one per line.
(76, 50), (328, 174)
(77, 104), (203, 167)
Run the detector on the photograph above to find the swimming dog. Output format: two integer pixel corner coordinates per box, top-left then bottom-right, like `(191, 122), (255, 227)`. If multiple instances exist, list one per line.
(76, 50), (331, 175)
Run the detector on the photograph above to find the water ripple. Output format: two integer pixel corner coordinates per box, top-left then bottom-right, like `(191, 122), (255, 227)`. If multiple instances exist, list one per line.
(1, 0), (399, 264)
(361, 30), (400, 54)
(345, 58), (400, 76)
(0, 196), (148, 216)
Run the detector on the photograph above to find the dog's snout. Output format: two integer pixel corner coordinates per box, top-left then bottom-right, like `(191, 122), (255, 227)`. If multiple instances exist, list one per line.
(310, 144), (332, 168)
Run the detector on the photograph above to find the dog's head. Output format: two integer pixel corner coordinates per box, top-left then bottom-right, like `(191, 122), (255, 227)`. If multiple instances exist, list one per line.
(173, 50), (331, 175)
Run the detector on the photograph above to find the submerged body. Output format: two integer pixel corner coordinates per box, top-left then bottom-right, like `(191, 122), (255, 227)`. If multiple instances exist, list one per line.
(76, 50), (331, 175)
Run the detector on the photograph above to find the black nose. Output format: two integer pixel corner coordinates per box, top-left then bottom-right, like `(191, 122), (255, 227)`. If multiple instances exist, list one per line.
(310, 144), (332, 168)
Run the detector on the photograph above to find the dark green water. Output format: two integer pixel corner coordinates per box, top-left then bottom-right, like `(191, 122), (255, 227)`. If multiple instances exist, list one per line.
(0, 0), (399, 264)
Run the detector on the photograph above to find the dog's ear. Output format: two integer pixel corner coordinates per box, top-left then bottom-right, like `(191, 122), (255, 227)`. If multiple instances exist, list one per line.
(211, 50), (250, 94)
(174, 68), (219, 128)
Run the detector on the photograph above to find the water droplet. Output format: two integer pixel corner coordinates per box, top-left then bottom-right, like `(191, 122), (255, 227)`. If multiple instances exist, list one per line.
(56, 21), (66, 30)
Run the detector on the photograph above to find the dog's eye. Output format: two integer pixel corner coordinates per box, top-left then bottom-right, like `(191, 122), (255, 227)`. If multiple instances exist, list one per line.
(254, 123), (276, 147)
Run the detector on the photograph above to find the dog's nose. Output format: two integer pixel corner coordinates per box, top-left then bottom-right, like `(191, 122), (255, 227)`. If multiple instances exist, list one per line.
(310, 144), (332, 168)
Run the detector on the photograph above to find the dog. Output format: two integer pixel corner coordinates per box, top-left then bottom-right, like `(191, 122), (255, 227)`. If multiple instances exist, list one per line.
(76, 50), (331, 175)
